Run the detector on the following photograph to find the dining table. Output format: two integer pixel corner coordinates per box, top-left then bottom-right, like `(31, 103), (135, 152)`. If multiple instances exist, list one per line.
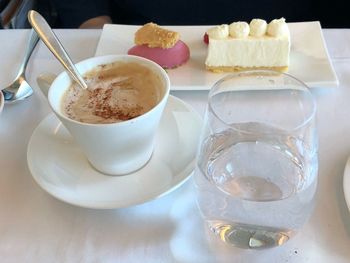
(0, 27), (350, 263)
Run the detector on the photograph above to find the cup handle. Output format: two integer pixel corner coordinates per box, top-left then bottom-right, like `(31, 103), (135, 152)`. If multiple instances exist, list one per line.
(36, 72), (57, 97)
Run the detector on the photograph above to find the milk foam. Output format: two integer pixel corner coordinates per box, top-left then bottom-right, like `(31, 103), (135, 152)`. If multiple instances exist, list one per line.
(62, 62), (163, 124)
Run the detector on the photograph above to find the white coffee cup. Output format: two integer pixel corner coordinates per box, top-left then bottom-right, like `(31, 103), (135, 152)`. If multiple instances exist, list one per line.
(46, 55), (170, 175)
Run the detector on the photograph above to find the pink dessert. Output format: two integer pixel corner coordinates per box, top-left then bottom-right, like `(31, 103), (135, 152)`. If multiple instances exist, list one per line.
(128, 40), (190, 69)
(127, 23), (190, 69)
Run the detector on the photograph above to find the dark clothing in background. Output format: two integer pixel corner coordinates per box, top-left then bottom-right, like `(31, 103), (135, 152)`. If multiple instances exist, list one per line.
(51, 0), (349, 28)
(1, 0), (56, 28)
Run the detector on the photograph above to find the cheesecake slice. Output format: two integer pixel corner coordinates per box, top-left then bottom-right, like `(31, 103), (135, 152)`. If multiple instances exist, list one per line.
(205, 18), (291, 72)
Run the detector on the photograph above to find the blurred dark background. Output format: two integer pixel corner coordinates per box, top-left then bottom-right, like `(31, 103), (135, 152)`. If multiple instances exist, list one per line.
(1, 0), (349, 29)
(0, 0), (55, 28)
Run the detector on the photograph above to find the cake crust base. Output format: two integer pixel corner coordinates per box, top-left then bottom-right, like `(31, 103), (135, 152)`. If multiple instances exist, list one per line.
(206, 65), (289, 73)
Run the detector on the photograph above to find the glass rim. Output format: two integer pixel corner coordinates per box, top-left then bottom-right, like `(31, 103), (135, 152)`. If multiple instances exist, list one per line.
(208, 70), (317, 132)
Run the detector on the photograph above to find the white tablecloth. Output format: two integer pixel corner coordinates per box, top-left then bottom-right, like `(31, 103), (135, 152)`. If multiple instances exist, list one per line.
(0, 28), (350, 263)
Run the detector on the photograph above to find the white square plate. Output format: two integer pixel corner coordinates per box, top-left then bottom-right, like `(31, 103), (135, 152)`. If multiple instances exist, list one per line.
(95, 22), (338, 90)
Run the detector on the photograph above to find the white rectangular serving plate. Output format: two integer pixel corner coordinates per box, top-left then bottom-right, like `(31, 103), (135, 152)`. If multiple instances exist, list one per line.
(95, 22), (339, 90)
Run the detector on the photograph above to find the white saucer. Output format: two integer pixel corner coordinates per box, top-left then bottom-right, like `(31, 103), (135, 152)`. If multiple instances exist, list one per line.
(343, 157), (350, 211)
(27, 95), (202, 209)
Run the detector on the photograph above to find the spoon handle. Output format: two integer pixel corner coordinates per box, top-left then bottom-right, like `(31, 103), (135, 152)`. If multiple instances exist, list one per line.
(28, 10), (88, 89)
(16, 29), (39, 79)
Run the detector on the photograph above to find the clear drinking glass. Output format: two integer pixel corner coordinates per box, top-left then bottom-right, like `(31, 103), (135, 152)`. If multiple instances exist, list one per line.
(194, 70), (318, 249)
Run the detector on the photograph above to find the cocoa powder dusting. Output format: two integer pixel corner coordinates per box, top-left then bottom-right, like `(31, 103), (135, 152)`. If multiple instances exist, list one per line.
(89, 87), (143, 120)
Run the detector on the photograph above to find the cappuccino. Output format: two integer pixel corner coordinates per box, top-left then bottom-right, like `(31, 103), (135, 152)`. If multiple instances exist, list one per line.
(61, 61), (164, 124)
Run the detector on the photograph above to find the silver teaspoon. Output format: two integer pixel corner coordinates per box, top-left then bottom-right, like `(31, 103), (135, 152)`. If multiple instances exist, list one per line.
(28, 10), (88, 89)
(1, 29), (39, 102)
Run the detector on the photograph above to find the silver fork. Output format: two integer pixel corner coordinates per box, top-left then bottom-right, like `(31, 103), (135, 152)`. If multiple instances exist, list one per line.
(1, 29), (39, 102)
